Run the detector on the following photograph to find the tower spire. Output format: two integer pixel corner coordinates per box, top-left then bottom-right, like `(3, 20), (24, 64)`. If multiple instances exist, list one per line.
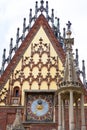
(57, 21), (86, 130)
(63, 21), (78, 83)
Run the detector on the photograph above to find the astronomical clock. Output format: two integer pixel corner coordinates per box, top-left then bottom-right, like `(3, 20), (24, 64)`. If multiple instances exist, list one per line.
(26, 92), (54, 122)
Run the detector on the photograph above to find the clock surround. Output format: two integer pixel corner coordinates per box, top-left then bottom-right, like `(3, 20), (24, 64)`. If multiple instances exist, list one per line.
(25, 92), (54, 122)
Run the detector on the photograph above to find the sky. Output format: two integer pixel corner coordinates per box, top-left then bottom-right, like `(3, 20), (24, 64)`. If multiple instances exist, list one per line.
(0, 0), (87, 79)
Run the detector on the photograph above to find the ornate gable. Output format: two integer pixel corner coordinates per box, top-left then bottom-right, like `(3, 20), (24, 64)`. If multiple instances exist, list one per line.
(0, 14), (65, 106)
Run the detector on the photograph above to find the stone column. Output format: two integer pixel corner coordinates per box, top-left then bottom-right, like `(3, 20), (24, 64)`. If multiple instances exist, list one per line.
(69, 91), (75, 130)
(58, 93), (62, 130)
(75, 100), (79, 130)
(53, 96), (55, 122)
(81, 94), (86, 130)
(62, 100), (65, 130)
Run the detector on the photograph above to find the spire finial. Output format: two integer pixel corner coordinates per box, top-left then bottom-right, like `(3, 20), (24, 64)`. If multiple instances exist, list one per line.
(82, 60), (86, 85)
(66, 21), (71, 30)
(41, 0), (44, 5)
(66, 21), (72, 37)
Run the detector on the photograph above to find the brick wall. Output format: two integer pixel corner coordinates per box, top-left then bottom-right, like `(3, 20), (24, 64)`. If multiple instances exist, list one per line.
(0, 106), (87, 130)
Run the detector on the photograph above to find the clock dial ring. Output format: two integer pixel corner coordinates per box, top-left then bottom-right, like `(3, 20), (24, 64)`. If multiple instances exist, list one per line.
(26, 93), (54, 122)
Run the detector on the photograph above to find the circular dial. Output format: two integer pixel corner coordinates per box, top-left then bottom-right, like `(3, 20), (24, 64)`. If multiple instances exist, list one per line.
(31, 99), (49, 117)
(26, 94), (53, 122)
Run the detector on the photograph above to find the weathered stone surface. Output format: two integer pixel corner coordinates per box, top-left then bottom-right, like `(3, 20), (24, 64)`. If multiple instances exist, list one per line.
(12, 109), (25, 130)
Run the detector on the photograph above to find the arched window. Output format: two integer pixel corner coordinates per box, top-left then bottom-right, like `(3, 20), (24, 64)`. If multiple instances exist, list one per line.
(13, 87), (20, 97)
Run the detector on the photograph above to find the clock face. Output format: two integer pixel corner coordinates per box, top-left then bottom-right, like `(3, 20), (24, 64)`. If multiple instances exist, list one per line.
(31, 99), (49, 117)
(26, 93), (54, 122)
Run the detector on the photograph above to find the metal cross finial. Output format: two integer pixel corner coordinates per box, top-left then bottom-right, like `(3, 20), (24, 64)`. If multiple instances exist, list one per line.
(66, 21), (72, 31)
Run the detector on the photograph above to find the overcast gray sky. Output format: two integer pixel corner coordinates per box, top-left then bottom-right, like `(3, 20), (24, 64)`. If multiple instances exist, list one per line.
(0, 0), (87, 77)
